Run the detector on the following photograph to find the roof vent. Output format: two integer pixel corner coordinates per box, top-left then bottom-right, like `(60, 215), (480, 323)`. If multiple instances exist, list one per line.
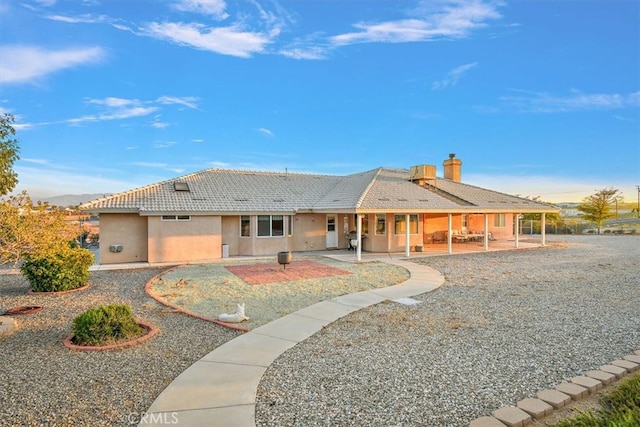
(173, 182), (190, 192)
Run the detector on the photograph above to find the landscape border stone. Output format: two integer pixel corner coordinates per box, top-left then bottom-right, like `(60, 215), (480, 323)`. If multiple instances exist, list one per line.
(468, 351), (640, 426)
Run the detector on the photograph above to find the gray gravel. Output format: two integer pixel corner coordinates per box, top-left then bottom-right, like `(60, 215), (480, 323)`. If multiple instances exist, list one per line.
(0, 268), (240, 426)
(255, 235), (640, 426)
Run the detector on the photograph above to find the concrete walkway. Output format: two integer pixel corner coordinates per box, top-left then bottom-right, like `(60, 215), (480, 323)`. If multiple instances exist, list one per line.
(140, 254), (445, 426)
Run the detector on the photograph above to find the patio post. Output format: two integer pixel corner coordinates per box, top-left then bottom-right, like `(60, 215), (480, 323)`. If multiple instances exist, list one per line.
(515, 214), (520, 248)
(356, 214), (362, 261)
(447, 213), (453, 254)
(541, 213), (546, 247)
(405, 214), (410, 257)
(484, 214), (489, 251)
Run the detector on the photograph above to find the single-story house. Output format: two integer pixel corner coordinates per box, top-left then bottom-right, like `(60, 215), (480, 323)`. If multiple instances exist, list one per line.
(80, 154), (559, 265)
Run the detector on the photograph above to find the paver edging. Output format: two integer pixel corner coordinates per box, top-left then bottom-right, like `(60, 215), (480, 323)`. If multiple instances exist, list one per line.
(468, 351), (640, 426)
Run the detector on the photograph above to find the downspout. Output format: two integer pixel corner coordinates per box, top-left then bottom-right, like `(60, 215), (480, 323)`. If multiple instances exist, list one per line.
(405, 214), (410, 258)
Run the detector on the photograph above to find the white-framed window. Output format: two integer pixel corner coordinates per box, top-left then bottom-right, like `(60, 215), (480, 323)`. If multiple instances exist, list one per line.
(494, 213), (506, 227)
(257, 215), (284, 237)
(161, 215), (191, 221)
(375, 214), (386, 235)
(240, 215), (251, 237)
(394, 214), (418, 234)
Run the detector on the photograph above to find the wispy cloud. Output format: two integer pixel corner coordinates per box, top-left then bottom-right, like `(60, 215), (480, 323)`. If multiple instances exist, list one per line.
(172, 0), (229, 20)
(156, 96), (200, 110)
(500, 89), (640, 113)
(52, 96), (198, 126)
(131, 161), (168, 168)
(21, 158), (50, 165)
(154, 141), (177, 148)
(0, 45), (105, 85)
(330, 0), (502, 46)
(258, 127), (274, 137)
(67, 98), (159, 125)
(46, 13), (110, 24)
(143, 21), (271, 58)
(432, 62), (477, 89)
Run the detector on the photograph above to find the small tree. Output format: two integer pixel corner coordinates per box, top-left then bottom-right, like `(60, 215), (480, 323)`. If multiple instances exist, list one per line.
(0, 192), (82, 265)
(578, 187), (621, 234)
(0, 113), (20, 196)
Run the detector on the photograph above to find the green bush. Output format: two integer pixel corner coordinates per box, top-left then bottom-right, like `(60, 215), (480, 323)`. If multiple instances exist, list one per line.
(72, 304), (143, 346)
(21, 245), (94, 292)
(554, 373), (640, 427)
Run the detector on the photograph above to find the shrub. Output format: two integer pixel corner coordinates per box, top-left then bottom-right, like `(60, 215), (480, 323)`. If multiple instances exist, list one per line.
(72, 304), (143, 346)
(21, 245), (94, 292)
(554, 373), (640, 427)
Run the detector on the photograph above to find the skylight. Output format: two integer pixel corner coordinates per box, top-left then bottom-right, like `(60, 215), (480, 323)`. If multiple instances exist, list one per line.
(173, 182), (190, 192)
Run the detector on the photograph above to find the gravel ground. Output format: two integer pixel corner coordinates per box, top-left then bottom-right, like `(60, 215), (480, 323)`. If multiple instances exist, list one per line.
(0, 268), (240, 426)
(255, 235), (640, 426)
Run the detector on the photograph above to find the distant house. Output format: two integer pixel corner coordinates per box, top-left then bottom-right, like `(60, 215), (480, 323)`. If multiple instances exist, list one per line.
(80, 154), (558, 265)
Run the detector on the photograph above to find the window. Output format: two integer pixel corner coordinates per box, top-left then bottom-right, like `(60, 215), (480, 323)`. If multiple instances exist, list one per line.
(161, 215), (191, 221)
(241, 216), (250, 237)
(375, 214), (386, 235)
(394, 214), (418, 234)
(257, 215), (284, 237)
(362, 214), (369, 234)
(288, 215), (294, 236)
(494, 213), (506, 227)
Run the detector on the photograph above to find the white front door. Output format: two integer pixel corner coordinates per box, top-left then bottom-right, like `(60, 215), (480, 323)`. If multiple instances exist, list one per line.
(326, 215), (337, 248)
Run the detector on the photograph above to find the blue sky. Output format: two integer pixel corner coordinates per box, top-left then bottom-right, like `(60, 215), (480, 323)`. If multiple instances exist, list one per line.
(1, 0), (638, 203)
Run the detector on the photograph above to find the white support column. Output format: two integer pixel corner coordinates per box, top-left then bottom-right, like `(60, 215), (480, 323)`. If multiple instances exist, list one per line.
(447, 213), (453, 254)
(356, 214), (362, 261)
(515, 214), (520, 248)
(484, 214), (489, 251)
(541, 213), (546, 247)
(405, 214), (411, 257)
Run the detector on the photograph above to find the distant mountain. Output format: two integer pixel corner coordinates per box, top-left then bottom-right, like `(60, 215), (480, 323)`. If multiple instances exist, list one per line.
(39, 193), (112, 207)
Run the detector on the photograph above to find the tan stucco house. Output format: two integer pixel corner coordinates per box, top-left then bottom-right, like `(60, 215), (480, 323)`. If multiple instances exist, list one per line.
(80, 154), (558, 265)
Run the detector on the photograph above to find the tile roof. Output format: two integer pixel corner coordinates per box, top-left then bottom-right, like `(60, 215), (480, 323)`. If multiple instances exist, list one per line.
(80, 167), (558, 214)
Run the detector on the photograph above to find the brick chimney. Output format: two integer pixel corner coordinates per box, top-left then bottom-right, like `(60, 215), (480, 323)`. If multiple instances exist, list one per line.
(443, 153), (462, 182)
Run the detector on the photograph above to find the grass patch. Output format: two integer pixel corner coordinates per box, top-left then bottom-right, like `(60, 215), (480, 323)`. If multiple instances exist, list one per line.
(554, 373), (640, 427)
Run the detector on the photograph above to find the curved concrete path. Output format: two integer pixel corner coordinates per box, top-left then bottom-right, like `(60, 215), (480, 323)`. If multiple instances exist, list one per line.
(140, 255), (444, 426)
